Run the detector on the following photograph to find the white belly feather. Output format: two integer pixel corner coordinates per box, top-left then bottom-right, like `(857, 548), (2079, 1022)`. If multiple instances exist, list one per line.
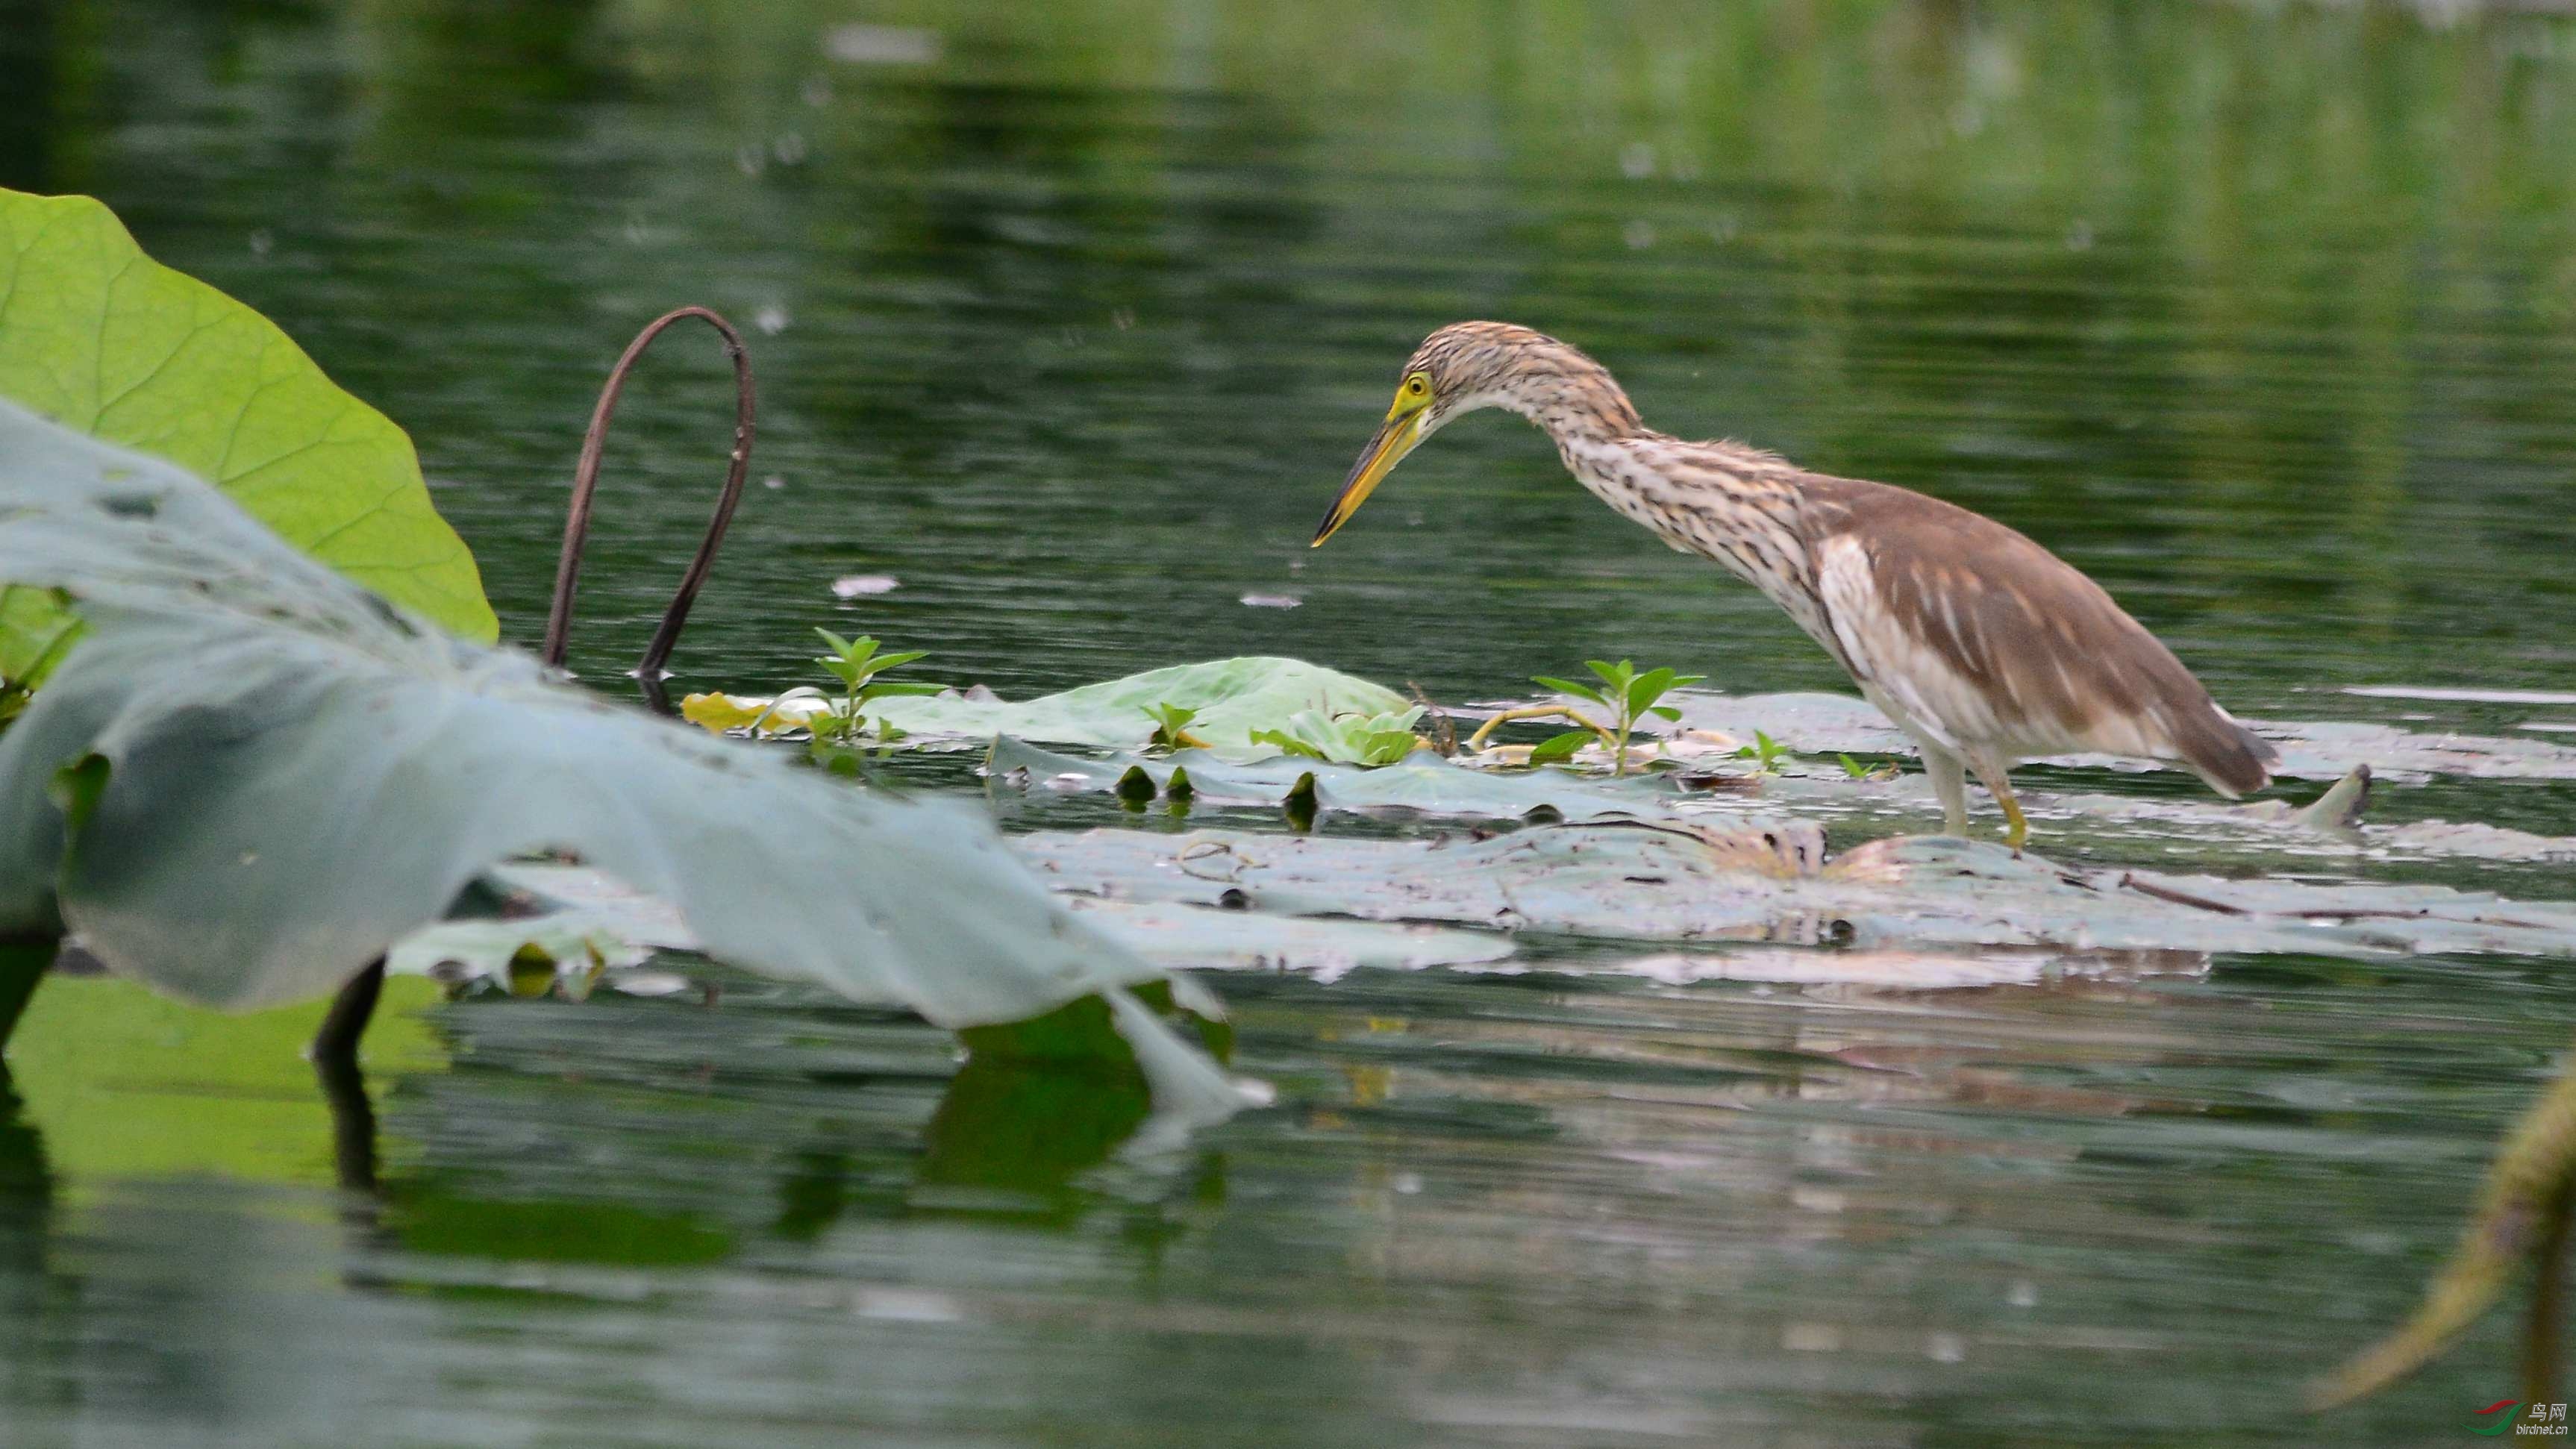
(1814, 533), (2176, 763)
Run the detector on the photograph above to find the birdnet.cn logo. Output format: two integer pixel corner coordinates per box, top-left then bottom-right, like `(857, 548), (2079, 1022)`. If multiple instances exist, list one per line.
(2475, 1400), (2569, 1436)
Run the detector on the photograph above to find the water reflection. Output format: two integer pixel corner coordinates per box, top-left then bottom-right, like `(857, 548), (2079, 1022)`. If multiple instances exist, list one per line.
(0, 1083), (54, 1341)
(0, 942), (2551, 1442)
(300, 1045), (381, 1207)
(915, 1053), (1152, 1221)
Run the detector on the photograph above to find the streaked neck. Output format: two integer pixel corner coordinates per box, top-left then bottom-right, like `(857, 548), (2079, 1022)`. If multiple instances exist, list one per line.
(1490, 351), (1648, 448)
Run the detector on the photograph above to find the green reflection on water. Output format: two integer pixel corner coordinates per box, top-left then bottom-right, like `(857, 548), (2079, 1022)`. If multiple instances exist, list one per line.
(6, 974), (446, 1191)
(4, 0), (2576, 1442)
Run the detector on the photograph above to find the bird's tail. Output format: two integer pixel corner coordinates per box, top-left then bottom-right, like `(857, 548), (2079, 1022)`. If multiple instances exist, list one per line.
(2176, 706), (2278, 798)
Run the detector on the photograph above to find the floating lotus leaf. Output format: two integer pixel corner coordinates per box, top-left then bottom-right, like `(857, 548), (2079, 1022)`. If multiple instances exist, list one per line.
(1017, 823), (2576, 958)
(463, 861), (1515, 985)
(689, 656), (1411, 753)
(1067, 898), (1514, 977)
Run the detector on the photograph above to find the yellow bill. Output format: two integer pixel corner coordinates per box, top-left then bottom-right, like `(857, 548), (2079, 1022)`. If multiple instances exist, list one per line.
(1311, 408), (1425, 546)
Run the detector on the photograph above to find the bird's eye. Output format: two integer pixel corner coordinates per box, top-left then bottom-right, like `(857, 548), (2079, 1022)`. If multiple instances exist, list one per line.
(1406, 375), (1428, 395)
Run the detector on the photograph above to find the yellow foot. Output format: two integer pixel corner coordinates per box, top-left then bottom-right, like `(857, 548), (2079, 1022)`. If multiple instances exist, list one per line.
(1999, 793), (2028, 854)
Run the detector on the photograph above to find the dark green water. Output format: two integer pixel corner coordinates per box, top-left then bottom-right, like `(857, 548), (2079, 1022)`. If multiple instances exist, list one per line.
(7, 0), (2576, 1443)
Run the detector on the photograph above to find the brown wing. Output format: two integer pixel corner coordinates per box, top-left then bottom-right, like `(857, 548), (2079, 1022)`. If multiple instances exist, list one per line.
(1799, 474), (2275, 794)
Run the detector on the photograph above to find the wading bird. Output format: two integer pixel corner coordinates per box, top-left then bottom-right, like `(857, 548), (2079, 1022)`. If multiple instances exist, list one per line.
(1311, 322), (2275, 848)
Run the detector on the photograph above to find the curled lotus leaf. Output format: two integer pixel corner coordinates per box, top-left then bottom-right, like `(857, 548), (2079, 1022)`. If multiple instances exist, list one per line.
(0, 398), (1245, 1130)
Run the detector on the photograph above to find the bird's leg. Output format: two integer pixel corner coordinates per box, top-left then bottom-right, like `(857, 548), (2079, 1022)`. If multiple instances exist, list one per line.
(1966, 756), (2028, 853)
(1996, 791), (2029, 853)
(1919, 748), (1970, 836)
(1465, 706), (1616, 754)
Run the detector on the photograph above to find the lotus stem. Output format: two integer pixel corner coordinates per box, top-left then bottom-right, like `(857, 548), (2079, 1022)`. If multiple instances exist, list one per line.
(312, 1044), (378, 1194)
(309, 959), (386, 1068)
(2530, 1185), (2571, 1409)
(0, 937), (53, 1059)
(1465, 705), (1616, 754)
(543, 306), (758, 686)
(2313, 1030), (2576, 1410)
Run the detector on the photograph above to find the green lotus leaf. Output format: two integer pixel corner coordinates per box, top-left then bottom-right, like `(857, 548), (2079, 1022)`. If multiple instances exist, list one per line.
(0, 187), (495, 683)
(869, 656), (1411, 751)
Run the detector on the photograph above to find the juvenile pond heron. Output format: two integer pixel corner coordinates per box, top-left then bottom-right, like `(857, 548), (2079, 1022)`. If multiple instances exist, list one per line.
(1313, 322), (2277, 848)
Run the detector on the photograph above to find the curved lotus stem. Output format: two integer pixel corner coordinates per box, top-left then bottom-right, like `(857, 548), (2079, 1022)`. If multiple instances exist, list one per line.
(2312, 1036), (2576, 1410)
(1465, 705), (1616, 754)
(543, 307), (757, 684)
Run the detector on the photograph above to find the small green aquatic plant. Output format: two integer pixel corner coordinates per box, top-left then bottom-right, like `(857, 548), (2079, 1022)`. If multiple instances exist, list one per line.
(1478, 659), (1703, 777)
(1838, 751), (1898, 782)
(1143, 701), (1210, 753)
(1248, 707), (1424, 766)
(811, 628), (943, 748)
(1734, 729), (1789, 774)
(1522, 725), (1595, 766)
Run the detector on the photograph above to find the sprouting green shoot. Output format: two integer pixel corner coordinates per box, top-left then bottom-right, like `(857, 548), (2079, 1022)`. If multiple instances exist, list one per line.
(810, 627), (942, 748)
(1143, 701), (1208, 753)
(1837, 751), (1896, 781)
(1518, 658), (1703, 777)
(1733, 729), (1789, 774)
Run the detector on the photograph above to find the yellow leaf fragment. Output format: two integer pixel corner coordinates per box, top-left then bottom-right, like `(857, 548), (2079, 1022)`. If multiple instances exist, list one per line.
(681, 691), (830, 736)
